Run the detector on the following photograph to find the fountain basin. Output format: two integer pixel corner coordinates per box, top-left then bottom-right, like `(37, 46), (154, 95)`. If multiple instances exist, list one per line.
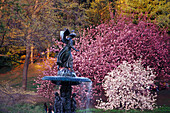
(42, 76), (91, 85)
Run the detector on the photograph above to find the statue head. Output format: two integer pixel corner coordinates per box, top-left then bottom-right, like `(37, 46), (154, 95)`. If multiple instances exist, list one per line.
(69, 30), (76, 38)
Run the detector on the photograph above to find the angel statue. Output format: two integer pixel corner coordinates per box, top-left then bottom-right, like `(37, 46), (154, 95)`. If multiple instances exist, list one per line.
(54, 29), (79, 76)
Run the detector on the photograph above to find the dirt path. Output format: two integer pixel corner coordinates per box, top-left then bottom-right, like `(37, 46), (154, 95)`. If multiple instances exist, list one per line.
(0, 89), (48, 105)
(0, 85), (49, 112)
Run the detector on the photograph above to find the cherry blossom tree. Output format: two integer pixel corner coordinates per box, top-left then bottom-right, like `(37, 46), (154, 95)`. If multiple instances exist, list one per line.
(73, 15), (169, 104)
(96, 60), (157, 110)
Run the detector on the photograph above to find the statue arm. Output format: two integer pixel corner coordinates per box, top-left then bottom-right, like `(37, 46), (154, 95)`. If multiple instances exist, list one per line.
(70, 40), (79, 52)
(61, 29), (70, 44)
(72, 46), (79, 52)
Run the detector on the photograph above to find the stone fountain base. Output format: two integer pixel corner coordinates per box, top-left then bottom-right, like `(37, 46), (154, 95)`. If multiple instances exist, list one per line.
(42, 68), (91, 113)
(42, 76), (91, 85)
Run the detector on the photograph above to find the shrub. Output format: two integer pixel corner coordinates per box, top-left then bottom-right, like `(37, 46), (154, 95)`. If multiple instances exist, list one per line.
(96, 60), (157, 110)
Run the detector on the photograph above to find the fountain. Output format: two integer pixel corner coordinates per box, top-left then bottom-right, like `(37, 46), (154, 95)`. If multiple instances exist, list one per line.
(42, 29), (92, 113)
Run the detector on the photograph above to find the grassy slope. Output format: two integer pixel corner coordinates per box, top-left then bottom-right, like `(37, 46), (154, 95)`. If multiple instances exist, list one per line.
(0, 63), (43, 91)
(0, 62), (50, 112)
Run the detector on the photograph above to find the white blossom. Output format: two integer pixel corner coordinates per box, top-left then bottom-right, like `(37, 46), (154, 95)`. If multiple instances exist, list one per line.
(96, 60), (157, 110)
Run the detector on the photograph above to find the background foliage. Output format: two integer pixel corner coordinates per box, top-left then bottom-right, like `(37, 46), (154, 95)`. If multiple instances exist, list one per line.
(86, 0), (115, 25)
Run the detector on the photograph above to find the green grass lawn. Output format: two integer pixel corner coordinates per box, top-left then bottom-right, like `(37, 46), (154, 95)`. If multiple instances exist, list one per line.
(0, 103), (44, 113)
(77, 106), (170, 113)
(0, 103), (170, 113)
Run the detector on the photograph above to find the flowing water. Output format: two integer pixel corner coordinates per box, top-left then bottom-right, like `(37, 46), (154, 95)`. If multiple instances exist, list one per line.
(80, 81), (92, 113)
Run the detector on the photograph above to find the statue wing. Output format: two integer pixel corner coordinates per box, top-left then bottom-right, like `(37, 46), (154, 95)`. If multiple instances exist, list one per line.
(60, 29), (70, 44)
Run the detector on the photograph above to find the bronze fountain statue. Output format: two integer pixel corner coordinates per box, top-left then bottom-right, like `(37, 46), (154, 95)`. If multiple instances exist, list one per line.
(56, 29), (79, 77)
(57, 29), (79, 72)
(42, 29), (91, 113)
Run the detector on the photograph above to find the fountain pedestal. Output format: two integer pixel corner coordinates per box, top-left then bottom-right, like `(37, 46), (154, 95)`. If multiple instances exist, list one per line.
(60, 85), (72, 113)
(42, 69), (91, 113)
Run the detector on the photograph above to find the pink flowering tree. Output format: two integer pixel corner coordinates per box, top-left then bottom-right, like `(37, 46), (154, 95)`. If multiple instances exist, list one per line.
(96, 60), (157, 110)
(72, 15), (169, 105)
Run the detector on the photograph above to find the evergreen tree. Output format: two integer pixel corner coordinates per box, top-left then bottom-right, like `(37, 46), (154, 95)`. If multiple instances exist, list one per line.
(115, 0), (170, 33)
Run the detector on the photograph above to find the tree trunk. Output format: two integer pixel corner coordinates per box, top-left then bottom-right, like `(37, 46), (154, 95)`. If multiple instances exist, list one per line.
(22, 29), (31, 90)
(31, 44), (34, 64)
(22, 48), (31, 90)
(47, 43), (50, 59)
